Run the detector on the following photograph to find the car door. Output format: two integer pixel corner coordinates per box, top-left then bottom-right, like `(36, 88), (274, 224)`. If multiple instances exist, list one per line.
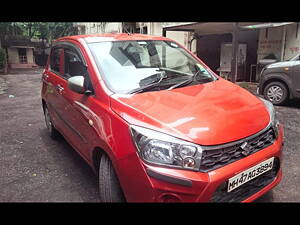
(59, 44), (97, 161)
(44, 46), (71, 137)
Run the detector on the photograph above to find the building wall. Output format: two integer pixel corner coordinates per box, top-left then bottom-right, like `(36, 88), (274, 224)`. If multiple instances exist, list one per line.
(157, 23), (196, 53)
(26, 48), (34, 64)
(131, 22), (196, 52)
(257, 26), (283, 62)
(144, 22), (162, 36)
(284, 23), (300, 60)
(166, 31), (186, 46)
(7, 47), (36, 68)
(7, 48), (19, 64)
(77, 22), (122, 34)
(76, 22), (196, 53)
(257, 23), (300, 62)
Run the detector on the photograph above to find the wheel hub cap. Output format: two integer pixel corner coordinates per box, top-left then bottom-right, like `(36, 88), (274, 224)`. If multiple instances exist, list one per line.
(267, 86), (283, 102)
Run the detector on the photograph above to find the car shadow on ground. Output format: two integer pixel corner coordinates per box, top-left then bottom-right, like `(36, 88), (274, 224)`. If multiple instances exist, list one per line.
(254, 190), (274, 202)
(52, 132), (96, 174)
(281, 99), (300, 109)
(39, 128), (101, 202)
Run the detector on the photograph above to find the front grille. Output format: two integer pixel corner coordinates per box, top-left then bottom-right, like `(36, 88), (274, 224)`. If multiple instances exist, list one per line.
(200, 127), (276, 172)
(210, 157), (280, 202)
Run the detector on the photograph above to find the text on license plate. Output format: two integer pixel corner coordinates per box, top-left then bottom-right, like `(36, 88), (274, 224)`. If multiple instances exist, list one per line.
(227, 157), (274, 192)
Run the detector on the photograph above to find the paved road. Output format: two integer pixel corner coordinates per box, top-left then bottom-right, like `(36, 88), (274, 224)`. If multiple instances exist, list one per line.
(0, 69), (299, 202)
(0, 69), (100, 202)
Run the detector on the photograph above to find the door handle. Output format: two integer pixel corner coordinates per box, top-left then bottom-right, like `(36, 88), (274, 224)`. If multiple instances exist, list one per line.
(56, 84), (64, 93)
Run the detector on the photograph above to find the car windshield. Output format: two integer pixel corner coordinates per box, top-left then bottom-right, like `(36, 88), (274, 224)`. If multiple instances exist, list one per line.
(88, 40), (216, 94)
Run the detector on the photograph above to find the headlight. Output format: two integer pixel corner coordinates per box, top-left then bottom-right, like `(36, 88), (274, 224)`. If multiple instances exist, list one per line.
(130, 125), (202, 171)
(260, 97), (280, 138)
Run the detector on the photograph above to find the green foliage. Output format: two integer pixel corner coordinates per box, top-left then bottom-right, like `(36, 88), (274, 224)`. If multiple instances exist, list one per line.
(0, 22), (23, 36)
(0, 22), (78, 45)
(0, 48), (6, 69)
(35, 22), (78, 44)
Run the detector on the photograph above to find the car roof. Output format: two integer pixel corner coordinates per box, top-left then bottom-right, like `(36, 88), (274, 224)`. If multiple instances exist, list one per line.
(56, 33), (171, 44)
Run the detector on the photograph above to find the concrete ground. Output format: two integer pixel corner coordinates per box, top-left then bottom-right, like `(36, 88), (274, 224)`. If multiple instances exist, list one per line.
(0, 69), (299, 202)
(0, 69), (100, 202)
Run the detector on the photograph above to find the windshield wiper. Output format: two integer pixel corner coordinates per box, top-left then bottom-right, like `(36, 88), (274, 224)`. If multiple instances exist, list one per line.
(167, 69), (200, 90)
(167, 69), (214, 90)
(128, 68), (190, 94)
(167, 78), (193, 90)
(139, 72), (166, 87)
(128, 68), (213, 94)
(156, 67), (193, 77)
(128, 73), (166, 94)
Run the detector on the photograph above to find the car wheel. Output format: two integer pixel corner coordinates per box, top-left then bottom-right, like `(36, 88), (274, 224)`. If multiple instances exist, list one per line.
(263, 81), (288, 105)
(99, 153), (125, 202)
(44, 106), (59, 139)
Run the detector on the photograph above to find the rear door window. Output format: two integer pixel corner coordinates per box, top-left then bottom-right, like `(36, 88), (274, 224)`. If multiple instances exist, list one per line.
(50, 48), (63, 75)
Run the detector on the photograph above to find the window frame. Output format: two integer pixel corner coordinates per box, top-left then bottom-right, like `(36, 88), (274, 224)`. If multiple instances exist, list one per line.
(50, 41), (95, 94)
(63, 47), (85, 79)
(49, 47), (63, 76)
(18, 48), (28, 64)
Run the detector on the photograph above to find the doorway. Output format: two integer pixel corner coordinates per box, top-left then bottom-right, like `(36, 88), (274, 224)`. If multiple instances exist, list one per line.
(18, 48), (27, 64)
(196, 30), (259, 82)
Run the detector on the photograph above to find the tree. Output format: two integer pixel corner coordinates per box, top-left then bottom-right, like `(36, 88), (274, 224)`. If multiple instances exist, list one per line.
(0, 22), (78, 67)
(22, 22), (41, 38)
(0, 22), (78, 45)
(0, 48), (7, 74)
(0, 22), (23, 36)
(36, 22), (78, 45)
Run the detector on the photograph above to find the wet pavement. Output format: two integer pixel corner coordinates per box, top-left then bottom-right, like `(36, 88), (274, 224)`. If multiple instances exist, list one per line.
(0, 69), (299, 202)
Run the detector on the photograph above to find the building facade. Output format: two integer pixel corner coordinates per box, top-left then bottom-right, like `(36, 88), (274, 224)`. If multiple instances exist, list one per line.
(74, 22), (197, 53)
(257, 23), (300, 62)
(0, 35), (38, 69)
(74, 22), (300, 82)
(6, 47), (35, 68)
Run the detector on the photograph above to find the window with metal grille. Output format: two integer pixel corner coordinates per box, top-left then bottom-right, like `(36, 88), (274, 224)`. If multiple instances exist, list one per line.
(18, 48), (27, 64)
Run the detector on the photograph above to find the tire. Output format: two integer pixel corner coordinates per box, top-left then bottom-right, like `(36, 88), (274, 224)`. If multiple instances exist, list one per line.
(44, 106), (59, 139)
(263, 81), (288, 105)
(98, 154), (125, 202)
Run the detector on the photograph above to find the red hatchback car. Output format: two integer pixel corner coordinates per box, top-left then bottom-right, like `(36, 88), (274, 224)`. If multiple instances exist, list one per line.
(41, 33), (284, 202)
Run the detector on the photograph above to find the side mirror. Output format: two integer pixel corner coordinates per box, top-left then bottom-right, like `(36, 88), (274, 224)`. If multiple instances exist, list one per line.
(68, 76), (85, 94)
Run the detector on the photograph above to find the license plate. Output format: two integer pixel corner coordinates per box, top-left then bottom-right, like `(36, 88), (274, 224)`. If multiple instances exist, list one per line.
(227, 157), (274, 192)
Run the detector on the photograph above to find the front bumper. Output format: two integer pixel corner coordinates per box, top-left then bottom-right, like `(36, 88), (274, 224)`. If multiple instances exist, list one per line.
(117, 125), (284, 202)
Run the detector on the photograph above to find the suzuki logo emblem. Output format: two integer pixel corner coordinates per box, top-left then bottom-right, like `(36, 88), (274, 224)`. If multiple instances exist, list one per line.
(240, 142), (250, 156)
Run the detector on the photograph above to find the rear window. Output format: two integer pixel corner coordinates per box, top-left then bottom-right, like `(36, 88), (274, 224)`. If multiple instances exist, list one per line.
(50, 48), (62, 74)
